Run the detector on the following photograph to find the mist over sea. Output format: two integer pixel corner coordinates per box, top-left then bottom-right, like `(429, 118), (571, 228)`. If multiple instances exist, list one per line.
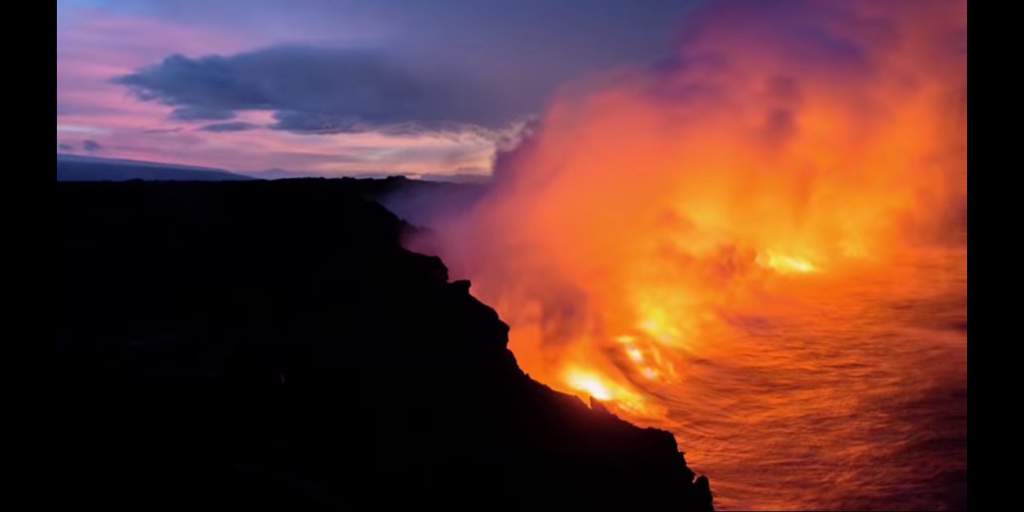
(645, 250), (966, 510)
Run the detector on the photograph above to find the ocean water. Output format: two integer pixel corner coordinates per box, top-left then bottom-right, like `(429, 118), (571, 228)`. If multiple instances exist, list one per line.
(398, 189), (968, 510)
(640, 250), (967, 510)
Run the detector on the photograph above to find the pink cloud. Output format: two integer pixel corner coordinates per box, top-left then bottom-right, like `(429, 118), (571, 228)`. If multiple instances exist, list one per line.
(57, 9), (497, 176)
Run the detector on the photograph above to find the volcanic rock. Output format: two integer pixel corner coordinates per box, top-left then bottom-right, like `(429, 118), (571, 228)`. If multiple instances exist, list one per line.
(56, 179), (713, 511)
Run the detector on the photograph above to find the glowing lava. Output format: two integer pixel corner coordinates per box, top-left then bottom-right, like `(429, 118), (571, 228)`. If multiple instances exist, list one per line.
(757, 251), (817, 274)
(565, 368), (613, 401)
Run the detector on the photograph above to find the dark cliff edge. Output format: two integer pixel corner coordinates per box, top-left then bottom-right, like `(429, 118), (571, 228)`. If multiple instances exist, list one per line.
(57, 179), (713, 511)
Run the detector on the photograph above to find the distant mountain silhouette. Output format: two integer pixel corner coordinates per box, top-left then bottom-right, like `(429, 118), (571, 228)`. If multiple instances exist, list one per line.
(56, 155), (493, 185)
(243, 168), (310, 180)
(57, 154), (253, 181)
(57, 179), (713, 511)
(244, 169), (493, 183)
(406, 173), (492, 184)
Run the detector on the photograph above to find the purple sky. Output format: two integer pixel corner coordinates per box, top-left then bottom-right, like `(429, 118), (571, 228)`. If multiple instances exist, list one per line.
(57, 0), (700, 177)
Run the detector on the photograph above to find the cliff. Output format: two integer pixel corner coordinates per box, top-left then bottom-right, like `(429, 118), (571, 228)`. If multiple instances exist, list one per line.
(56, 179), (713, 511)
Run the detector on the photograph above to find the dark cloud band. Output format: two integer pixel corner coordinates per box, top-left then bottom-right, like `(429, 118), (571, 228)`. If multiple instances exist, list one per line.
(115, 45), (518, 134)
(200, 121), (261, 132)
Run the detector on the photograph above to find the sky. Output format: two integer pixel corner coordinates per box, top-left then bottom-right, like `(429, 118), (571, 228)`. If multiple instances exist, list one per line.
(57, 0), (703, 178)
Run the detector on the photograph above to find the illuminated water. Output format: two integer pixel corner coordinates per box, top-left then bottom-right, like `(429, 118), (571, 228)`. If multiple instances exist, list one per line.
(633, 250), (966, 510)
(396, 194), (967, 510)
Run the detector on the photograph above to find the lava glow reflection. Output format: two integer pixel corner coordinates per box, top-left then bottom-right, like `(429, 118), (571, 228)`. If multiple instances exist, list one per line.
(757, 251), (817, 274)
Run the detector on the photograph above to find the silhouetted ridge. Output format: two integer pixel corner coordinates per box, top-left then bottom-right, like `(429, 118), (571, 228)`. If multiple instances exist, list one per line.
(57, 179), (713, 511)
(57, 154), (252, 181)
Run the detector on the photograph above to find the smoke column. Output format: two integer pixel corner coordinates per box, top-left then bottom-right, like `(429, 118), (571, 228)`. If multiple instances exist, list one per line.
(408, 0), (966, 444)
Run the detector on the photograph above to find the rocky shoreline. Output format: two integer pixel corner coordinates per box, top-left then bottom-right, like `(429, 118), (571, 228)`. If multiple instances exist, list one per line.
(57, 179), (713, 511)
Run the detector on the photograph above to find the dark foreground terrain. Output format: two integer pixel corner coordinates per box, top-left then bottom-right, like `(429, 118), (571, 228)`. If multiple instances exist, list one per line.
(57, 179), (713, 511)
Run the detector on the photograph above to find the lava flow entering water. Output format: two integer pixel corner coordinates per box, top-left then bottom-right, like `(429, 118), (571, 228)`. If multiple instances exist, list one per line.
(406, 1), (966, 508)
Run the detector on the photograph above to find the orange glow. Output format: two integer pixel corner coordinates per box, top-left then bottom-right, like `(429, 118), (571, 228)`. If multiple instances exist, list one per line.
(565, 368), (613, 401)
(409, 4), (965, 500)
(756, 251), (817, 274)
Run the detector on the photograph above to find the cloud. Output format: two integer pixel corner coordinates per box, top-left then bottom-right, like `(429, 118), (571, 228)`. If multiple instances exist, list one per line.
(200, 121), (260, 132)
(114, 45), (518, 134)
(62, 0), (702, 172)
(170, 107), (237, 121)
(59, 143), (75, 151)
(143, 127), (184, 134)
(83, 140), (103, 152)
(57, 124), (110, 135)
